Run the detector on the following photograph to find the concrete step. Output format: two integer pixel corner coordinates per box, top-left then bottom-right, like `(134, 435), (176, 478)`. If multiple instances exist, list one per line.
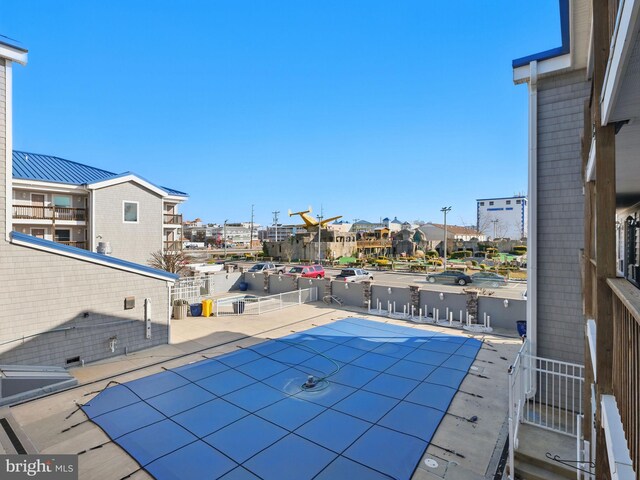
(515, 451), (574, 479)
(514, 423), (576, 479)
(514, 459), (571, 480)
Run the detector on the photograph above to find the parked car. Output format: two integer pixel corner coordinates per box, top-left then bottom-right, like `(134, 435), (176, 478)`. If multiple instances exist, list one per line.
(470, 272), (508, 288)
(248, 262), (286, 274)
(426, 270), (472, 286)
(287, 265), (325, 279)
(335, 268), (374, 282)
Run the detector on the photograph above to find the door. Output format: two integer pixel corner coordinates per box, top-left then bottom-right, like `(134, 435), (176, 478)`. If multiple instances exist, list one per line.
(31, 228), (45, 239)
(31, 194), (45, 219)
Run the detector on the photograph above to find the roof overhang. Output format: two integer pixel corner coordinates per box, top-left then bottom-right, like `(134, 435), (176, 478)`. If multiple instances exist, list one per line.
(164, 194), (188, 203)
(600, 0), (640, 126)
(13, 178), (89, 193)
(0, 39), (28, 65)
(86, 173), (169, 197)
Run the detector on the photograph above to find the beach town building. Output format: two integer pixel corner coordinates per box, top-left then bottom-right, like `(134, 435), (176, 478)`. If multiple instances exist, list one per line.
(0, 38), (178, 379)
(476, 195), (528, 240)
(11, 150), (188, 264)
(509, 0), (639, 477)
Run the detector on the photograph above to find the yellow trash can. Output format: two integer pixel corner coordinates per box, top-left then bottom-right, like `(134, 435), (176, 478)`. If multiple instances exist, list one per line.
(201, 299), (213, 317)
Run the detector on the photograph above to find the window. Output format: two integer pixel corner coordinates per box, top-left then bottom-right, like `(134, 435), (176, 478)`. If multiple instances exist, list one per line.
(55, 229), (71, 242)
(53, 195), (72, 208)
(506, 200), (511, 205)
(123, 201), (139, 223)
(489, 201), (494, 206)
(479, 202), (485, 206)
(516, 200), (521, 204)
(31, 228), (45, 239)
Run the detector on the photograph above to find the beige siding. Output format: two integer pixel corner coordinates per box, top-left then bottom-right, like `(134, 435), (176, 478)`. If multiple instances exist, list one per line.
(93, 182), (163, 264)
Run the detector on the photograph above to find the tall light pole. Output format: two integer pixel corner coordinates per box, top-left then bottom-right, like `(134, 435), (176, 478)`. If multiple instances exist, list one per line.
(441, 206), (452, 270)
(317, 214), (323, 264)
(491, 219), (499, 240)
(272, 210), (280, 242)
(223, 219), (228, 257)
(249, 204), (254, 250)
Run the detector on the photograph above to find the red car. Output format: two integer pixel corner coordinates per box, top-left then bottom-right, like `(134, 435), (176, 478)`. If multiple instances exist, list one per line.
(287, 265), (325, 279)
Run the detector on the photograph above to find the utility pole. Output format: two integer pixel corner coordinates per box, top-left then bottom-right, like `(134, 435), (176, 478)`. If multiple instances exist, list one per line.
(491, 219), (499, 240)
(441, 206), (452, 270)
(272, 210), (280, 242)
(249, 204), (254, 250)
(223, 219), (228, 258)
(317, 214), (323, 264)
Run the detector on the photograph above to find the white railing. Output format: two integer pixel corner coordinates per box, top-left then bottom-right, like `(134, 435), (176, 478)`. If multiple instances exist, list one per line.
(508, 342), (585, 479)
(215, 287), (318, 316)
(508, 339), (529, 479)
(171, 276), (214, 304)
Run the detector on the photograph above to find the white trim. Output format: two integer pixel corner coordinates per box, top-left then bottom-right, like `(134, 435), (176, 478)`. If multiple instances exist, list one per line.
(10, 235), (177, 282)
(90, 190), (95, 251)
(5, 60), (13, 241)
(527, 61), (538, 369)
(513, 53), (572, 84)
(586, 136), (596, 182)
(88, 174), (168, 197)
(164, 195), (187, 203)
(0, 44), (27, 65)
(122, 200), (139, 224)
(601, 0), (640, 126)
(601, 395), (636, 479)
(586, 318), (597, 381)
(13, 179), (88, 193)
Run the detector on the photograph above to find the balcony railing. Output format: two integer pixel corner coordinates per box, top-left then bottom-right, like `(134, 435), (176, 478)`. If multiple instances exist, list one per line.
(163, 213), (183, 225)
(57, 241), (87, 250)
(13, 205), (87, 222)
(164, 240), (183, 252)
(608, 278), (640, 474)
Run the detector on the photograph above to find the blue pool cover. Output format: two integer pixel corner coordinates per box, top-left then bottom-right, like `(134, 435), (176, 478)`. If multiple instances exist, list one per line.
(82, 318), (482, 479)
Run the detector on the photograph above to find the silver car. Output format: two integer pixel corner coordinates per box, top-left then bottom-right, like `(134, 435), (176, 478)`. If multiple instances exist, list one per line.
(335, 268), (374, 282)
(470, 272), (508, 288)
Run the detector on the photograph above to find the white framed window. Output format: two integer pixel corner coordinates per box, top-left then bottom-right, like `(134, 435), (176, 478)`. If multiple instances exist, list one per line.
(516, 199), (521, 204)
(123, 201), (139, 223)
(489, 201), (494, 206)
(479, 202), (485, 206)
(506, 200), (511, 205)
(53, 195), (72, 208)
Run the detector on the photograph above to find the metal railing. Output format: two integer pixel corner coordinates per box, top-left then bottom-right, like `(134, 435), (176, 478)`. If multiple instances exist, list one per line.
(163, 213), (183, 225)
(13, 205), (87, 221)
(215, 287), (318, 316)
(57, 241), (87, 249)
(508, 340), (585, 479)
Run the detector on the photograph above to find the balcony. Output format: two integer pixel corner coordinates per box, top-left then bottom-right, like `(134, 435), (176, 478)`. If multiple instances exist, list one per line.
(57, 241), (88, 250)
(164, 240), (183, 252)
(163, 213), (183, 225)
(13, 205), (87, 222)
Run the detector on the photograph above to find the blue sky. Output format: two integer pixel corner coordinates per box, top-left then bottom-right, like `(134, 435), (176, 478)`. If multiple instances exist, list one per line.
(1, 1), (559, 227)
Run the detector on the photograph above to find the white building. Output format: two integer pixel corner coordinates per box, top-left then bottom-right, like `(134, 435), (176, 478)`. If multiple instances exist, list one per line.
(476, 195), (527, 240)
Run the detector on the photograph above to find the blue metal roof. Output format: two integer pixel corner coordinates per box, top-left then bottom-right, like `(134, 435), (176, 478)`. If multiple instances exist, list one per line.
(512, 0), (570, 68)
(12, 151), (187, 197)
(10, 231), (179, 281)
(0, 34), (28, 53)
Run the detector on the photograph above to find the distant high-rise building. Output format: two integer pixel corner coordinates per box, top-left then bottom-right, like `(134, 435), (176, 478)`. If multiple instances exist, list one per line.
(476, 195), (527, 240)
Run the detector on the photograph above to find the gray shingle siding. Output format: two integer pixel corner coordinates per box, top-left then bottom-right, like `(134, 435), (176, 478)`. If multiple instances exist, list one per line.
(93, 182), (163, 264)
(0, 59), (172, 368)
(536, 69), (590, 364)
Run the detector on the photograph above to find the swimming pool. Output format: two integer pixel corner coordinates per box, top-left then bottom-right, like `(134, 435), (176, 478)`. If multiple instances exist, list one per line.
(82, 318), (482, 479)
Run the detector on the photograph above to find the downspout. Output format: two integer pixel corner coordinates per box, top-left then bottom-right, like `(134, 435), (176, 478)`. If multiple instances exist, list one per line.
(527, 60), (538, 395)
(4, 60), (13, 242)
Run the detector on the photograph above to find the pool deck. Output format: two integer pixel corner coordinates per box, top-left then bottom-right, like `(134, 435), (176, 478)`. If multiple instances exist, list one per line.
(3, 303), (521, 479)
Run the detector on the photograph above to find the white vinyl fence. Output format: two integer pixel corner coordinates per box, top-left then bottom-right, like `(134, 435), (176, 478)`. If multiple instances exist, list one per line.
(171, 276), (214, 304)
(215, 287), (318, 316)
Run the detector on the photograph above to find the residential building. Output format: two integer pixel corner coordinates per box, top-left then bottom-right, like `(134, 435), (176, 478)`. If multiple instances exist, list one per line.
(0, 38), (178, 371)
(510, 0), (638, 478)
(260, 224), (303, 241)
(476, 195), (528, 240)
(11, 151), (188, 264)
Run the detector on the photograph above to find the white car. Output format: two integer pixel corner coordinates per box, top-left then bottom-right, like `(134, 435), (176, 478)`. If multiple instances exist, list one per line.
(335, 268), (374, 282)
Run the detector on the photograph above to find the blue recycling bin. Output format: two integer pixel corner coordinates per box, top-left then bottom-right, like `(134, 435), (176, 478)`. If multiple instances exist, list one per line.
(190, 303), (203, 317)
(516, 321), (527, 340)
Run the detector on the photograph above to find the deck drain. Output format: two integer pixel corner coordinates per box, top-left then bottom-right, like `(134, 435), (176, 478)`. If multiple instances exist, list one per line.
(424, 458), (439, 468)
(470, 366), (479, 371)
